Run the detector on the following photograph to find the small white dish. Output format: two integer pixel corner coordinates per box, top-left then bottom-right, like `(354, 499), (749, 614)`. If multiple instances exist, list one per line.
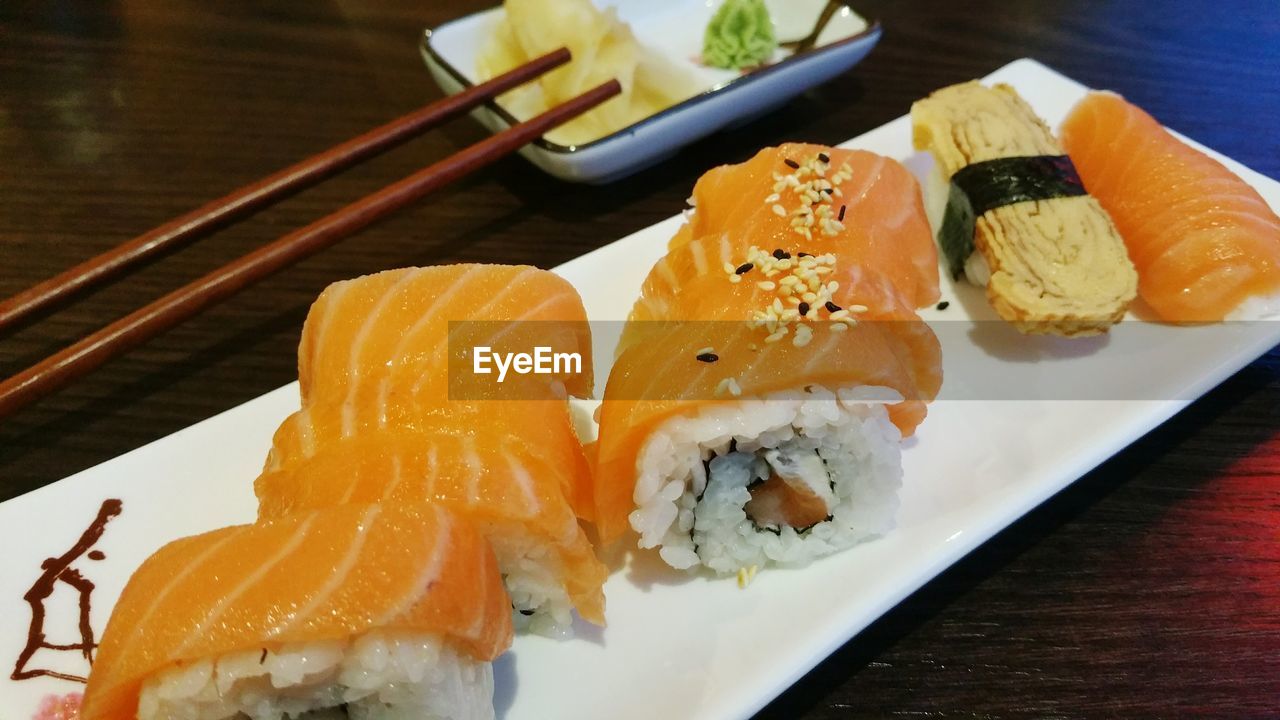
(422, 0), (882, 183)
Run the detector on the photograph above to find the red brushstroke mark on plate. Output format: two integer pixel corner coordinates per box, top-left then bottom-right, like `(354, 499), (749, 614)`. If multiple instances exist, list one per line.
(32, 692), (82, 720)
(11, 499), (122, 684)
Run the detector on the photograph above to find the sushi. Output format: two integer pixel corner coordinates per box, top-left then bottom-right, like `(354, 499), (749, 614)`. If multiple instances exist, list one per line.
(670, 144), (941, 309)
(595, 152), (943, 572)
(260, 265), (606, 633)
(81, 502), (512, 720)
(912, 81), (1138, 336)
(256, 420), (607, 631)
(1060, 91), (1280, 321)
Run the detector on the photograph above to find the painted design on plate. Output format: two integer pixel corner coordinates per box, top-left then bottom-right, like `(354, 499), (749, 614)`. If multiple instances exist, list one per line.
(11, 499), (122, 685)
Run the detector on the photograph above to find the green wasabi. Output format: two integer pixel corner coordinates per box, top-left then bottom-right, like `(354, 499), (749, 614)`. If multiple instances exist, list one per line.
(702, 0), (777, 70)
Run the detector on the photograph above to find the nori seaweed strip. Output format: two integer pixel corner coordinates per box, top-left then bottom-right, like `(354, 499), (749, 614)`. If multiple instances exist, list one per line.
(939, 155), (1087, 278)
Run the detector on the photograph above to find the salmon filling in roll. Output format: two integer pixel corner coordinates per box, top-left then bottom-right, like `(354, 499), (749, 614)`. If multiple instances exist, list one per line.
(628, 384), (905, 572)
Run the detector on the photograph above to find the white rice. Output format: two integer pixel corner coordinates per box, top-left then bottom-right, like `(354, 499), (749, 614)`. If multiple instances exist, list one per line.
(485, 531), (574, 637)
(138, 631), (493, 720)
(924, 163), (990, 287)
(628, 385), (904, 574)
(1225, 290), (1280, 320)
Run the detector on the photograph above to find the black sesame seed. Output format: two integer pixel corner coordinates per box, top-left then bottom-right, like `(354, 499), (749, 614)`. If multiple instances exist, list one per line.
(838, 205), (847, 221)
(797, 252), (812, 258)
(735, 262), (753, 275)
(825, 301), (842, 313)
(823, 187), (834, 194)
(817, 152), (830, 164)
(519, 609), (536, 616)
(798, 302), (810, 316)
(784, 158), (800, 169)
(696, 352), (719, 363)
(772, 248), (790, 260)
(936, 301), (950, 311)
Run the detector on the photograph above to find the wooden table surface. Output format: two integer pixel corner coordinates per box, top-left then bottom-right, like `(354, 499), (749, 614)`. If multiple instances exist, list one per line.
(2, 0), (1278, 716)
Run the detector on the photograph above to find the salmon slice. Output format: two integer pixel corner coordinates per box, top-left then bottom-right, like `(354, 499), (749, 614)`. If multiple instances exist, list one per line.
(266, 399), (596, 525)
(593, 262), (942, 543)
(1060, 92), (1280, 321)
(292, 265), (593, 449)
(81, 503), (511, 720)
(255, 426), (607, 625)
(669, 144), (940, 308)
(270, 265), (597, 521)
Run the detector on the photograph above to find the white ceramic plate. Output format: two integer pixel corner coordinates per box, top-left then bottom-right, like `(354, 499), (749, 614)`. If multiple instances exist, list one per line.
(3, 59), (1279, 720)
(422, 0), (881, 183)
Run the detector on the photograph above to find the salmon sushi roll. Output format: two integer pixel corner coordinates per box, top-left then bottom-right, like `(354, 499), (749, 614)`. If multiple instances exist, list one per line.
(595, 237), (942, 573)
(260, 265), (605, 633)
(257, 419), (607, 632)
(81, 502), (511, 720)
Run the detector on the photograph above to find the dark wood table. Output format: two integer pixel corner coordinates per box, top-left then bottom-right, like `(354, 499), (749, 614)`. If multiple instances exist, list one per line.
(2, 0), (1277, 716)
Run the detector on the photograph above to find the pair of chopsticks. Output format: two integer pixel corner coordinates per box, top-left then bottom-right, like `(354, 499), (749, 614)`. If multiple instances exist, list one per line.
(0, 48), (618, 420)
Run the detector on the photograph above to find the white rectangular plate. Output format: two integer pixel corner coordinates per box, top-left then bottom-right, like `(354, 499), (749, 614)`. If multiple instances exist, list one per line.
(2, 58), (1278, 720)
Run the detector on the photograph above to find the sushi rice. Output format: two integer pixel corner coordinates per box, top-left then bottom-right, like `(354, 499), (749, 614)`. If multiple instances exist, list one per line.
(488, 533), (576, 636)
(138, 631), (493, 720)
(629, 384), (905, 573)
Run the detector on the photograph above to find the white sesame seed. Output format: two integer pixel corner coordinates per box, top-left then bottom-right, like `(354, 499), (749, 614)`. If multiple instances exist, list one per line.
(772, 204), (786, 217)
(764, 193), (780, 203)
(848, 304), (869, 313)
(829, 309), (850, 321)
(829, 321), (848, 332)
(793, 325), (814, 347)
(757, 280), (776, 291)
(802, 291), (818, 303)
(827, 281), (839, 293)
(696, 346), (715, 356)
(765, 329), (787, 343)
(723, 262), (736, 274)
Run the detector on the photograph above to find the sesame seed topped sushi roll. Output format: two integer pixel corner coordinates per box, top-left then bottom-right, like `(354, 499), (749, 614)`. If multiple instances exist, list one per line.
(595, 146), (942, 574)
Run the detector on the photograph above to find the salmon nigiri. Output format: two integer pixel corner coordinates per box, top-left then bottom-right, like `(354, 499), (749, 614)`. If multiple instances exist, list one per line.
(1061, 91), (1280, 321)
(262, 265), (605, 633)
(669, 144), (940, 308)
(82, 503), (511, 720)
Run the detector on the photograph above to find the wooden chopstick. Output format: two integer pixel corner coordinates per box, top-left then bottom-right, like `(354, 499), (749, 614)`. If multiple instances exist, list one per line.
(0, 47), (573, 334)
(0, 79), (622, 420)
